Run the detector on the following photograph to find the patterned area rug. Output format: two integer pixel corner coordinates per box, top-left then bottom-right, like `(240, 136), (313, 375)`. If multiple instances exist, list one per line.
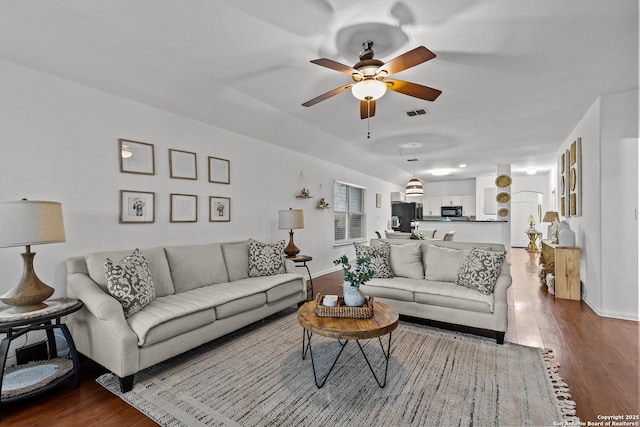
(97, 310), (578, 426)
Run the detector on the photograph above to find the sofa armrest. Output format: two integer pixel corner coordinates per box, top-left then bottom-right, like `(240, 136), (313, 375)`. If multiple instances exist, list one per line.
(67, 273), (124, 321)
(491, 262), (512, 331)
(284, 259), (296, 274)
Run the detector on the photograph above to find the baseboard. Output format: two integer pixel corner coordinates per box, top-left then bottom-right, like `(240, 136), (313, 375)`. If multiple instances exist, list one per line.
(583, 298), (639, 322)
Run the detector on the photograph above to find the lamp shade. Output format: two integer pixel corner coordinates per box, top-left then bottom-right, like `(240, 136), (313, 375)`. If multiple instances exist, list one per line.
(527, 215), (535, 223)
(542, 211), (560, 223)
(405, 177), (424, 196)
(0, 200), (66, 248)
(278, 209), (304, 230)
(351, 79), (387, 101)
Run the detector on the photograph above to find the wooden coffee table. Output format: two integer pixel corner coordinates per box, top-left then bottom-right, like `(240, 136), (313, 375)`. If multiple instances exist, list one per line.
(297, 300), (399, 388)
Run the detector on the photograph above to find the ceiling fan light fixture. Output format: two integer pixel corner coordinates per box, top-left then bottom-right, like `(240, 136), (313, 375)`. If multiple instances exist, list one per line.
(405, 177), (424, 196)
(351, 79), (387, 101)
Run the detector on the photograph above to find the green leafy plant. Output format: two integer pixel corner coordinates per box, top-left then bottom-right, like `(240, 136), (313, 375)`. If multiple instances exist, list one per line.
(333, 255), (375, 288)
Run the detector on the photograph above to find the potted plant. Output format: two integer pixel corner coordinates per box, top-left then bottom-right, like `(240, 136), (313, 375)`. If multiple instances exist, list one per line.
(333, 255), (375, 306)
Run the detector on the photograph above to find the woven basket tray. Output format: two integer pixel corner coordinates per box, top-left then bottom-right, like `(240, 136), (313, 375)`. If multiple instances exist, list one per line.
(314, 293), (374, 319)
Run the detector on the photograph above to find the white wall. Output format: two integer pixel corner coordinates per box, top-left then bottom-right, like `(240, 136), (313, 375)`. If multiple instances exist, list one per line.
(558, 89), (638, 320)
(423, 179), (476, 197)
(0, 59), (400, 298)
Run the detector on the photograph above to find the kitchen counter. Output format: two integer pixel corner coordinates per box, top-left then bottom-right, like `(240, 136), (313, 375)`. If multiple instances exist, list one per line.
(420, 219), (507, 223)
(416, 219), (509, 247)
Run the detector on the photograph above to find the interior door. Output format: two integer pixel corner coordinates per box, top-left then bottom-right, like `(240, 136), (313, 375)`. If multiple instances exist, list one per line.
(510, 191), (544, 248)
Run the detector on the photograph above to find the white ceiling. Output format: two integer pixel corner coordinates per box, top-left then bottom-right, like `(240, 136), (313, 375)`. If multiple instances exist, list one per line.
(0, 0), (637, 186)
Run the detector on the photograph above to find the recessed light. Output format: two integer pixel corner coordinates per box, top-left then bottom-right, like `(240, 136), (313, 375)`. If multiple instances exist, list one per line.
(458, 164), (467, 168)
(431, 169), (452, 176)
(526, 168), (537, 175)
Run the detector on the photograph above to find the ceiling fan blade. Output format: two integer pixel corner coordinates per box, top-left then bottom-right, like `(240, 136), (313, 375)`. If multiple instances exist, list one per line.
(385, 79), (442, 101)
(360, 99), (376, 119)
(376, 46), (436, 76)
(302, 84), (353, 107)
(310, 58), (360, 76)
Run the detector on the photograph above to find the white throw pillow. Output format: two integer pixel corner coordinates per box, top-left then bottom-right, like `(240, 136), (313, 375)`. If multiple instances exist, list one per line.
(248, 239), (286, 277)
(389, 244), (424, 279)
(424, 246), (470, 282)
(105, 249), (157, 318)
(456, 248), (506, 295)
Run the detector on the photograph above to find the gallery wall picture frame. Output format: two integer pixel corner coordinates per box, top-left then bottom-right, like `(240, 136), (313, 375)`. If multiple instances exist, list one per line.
(209, 196), (230, 222)
(375, 193), (382, 208)
(170, 193), (198, 223)
(119, 139), (155, 175)
(208, 156), (230, 184)
(169, 149), (198, 180)
(120, 190), (155, 223)
(569, 138), (582, 216)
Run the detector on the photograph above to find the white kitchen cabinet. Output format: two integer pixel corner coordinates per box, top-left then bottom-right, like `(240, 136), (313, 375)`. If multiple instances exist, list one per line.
(390, 192), (405, 202)
(424, 197), (442, 216)
(441, 196), (462, 206)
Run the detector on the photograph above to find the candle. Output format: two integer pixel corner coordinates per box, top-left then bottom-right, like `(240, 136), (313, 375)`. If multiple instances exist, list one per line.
(323, 295), (338, 307)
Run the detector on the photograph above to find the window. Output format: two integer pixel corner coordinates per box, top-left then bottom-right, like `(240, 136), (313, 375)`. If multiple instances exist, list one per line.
(334, 181), (366, 245)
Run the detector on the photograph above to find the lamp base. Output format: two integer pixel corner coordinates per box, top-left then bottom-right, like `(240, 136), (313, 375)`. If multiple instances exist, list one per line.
(284, 230), (300, 258)
(0, 251), (54, 313)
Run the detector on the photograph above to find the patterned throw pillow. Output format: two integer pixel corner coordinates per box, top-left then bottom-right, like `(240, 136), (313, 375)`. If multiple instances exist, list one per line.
(248, 239), (286, 277)
(456, 248), (506, 295)
(354, 242), (393, 278)
(104, 249), (157, 318)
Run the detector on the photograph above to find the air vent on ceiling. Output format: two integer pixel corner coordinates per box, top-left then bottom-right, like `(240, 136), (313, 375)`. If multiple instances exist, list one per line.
(406, 108), (428, 117)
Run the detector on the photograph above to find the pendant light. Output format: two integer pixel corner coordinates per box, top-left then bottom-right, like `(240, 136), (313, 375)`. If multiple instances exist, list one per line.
(405, 144), (424, 197)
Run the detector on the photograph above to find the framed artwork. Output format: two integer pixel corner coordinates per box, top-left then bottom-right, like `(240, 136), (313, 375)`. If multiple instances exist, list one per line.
(209, 196), (230, 222)
(375, 193), (382, 208)
(170, 193), (198, 223)
(169, 149), (197, 180)
(208, 156), (230, 184)
(119, 139), (155, 175)
(120, 190), (155, 223)
(569, 138), (582, 216)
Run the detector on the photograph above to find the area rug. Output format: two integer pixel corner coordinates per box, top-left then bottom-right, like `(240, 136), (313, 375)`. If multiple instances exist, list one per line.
(97, 310), (579, 426)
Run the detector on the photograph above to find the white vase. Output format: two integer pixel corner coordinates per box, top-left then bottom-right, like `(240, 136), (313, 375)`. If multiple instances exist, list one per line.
(342, 284), (366, 307)
(559, 227), (576, 246)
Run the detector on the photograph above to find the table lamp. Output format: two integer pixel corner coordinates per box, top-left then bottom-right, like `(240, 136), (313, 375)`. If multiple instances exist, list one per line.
(542, 211), (560, 241)
(0, 200), (66, 313)
(527, 215), (536, 231)
(278, 208), (304, 258)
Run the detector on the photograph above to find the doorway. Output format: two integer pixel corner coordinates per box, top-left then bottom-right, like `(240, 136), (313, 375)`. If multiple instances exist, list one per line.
(510, 191), (543, 248)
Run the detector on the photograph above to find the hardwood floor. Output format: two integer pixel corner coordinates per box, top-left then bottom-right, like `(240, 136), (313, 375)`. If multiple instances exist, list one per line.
(2, 249), (637, 425)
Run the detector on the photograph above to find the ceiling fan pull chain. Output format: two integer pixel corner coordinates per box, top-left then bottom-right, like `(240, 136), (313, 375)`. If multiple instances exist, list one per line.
(367, 100), (371, 139)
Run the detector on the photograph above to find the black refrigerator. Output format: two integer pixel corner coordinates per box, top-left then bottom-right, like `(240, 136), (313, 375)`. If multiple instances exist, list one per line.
(391, 202), (423, 232)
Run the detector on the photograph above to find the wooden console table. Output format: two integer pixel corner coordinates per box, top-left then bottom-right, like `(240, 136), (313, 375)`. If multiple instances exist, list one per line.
(540, 240), (581, 300)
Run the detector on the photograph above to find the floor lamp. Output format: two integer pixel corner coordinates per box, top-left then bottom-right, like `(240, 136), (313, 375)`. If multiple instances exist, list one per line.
(0, 200), (66, 313)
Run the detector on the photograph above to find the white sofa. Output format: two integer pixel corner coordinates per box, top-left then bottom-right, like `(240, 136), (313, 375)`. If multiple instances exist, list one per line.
(359, 239), (512, 343)
(66, 240), (306, 392)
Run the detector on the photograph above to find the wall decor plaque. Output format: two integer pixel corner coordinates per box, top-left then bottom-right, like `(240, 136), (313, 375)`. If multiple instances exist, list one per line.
(496, 192), (510, 204)
(495, 175), (512, 188)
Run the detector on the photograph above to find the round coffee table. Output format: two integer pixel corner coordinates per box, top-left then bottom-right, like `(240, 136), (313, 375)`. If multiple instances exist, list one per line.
(297, 300), (399, 388)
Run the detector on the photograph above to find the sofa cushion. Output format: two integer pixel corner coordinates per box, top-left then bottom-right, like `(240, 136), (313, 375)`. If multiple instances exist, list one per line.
(215, 293), (266, 319)
(164, 243), (229, 293)
(354, 242), (393, 278)
(221, 241), (250, 281)
(424, 245), (470, 282)
(127, 291), (222, 346)
(105, 249), (157, 319)
(389, 243), (424, 279)
(456, 248), (506, 295)
(360, 278), (417, 302)
(414, 280), (494, 313)
(86, 247), (174, 297)
(248, 239), (286, 277)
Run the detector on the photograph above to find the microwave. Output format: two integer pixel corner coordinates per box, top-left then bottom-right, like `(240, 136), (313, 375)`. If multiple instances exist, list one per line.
(441, 206), (463, 217)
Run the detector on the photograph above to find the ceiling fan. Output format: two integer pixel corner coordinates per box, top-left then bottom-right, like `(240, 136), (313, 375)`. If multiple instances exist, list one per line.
(302, 40), (442, 120)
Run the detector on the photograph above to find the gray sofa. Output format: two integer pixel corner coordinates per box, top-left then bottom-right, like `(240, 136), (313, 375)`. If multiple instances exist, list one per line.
(66, 240), (306, 392)
(359, 239), (512, 343)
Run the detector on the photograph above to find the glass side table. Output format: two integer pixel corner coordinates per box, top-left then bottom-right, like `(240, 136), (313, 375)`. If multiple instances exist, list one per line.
(0, 298), (83, 418)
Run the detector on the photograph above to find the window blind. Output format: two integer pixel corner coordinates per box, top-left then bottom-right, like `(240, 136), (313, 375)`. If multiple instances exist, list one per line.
(334, 181), (366, 244)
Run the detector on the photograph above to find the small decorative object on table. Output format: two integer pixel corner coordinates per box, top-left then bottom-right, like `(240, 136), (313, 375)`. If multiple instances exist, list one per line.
(314, 294), (374, 318)
(411, 229), (424, 240)
(333, 255), (375, 307)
